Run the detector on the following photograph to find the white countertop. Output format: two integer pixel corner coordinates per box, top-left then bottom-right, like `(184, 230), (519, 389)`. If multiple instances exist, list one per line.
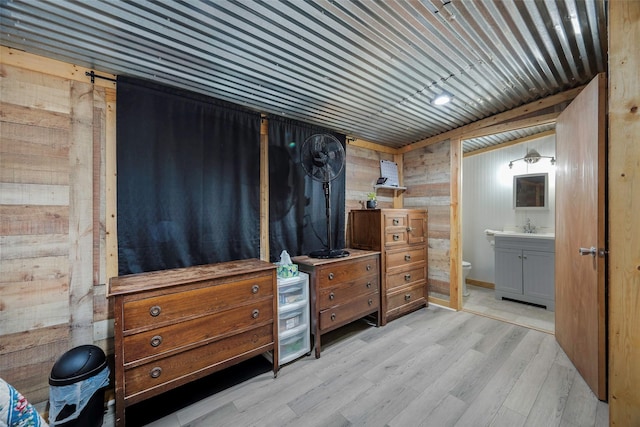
(493, 231), (555, 240)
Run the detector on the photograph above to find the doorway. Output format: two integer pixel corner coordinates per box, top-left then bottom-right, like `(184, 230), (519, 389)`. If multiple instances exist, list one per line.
(460, 132), (557, 334)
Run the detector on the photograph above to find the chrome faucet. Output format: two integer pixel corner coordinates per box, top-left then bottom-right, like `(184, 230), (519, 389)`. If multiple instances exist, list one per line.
(523, 218), (536, 234)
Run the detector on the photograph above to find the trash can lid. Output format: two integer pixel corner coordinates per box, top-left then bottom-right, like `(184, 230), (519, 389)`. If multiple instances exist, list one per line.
(49, 344), (108, 386)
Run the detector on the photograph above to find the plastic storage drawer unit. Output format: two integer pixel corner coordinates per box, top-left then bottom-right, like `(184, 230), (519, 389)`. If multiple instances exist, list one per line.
(276, 272), (310, 365)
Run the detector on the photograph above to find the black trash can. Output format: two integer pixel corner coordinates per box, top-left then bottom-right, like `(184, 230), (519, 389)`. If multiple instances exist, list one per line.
(48, 345), (110, 427)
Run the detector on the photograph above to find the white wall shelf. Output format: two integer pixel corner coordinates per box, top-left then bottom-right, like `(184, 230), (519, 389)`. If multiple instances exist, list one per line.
(374, 184), (406, 191)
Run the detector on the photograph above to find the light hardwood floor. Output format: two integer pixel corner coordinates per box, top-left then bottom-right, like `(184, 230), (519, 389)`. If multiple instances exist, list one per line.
(462, 285), (555, 334)
(112, 305), (608, 427)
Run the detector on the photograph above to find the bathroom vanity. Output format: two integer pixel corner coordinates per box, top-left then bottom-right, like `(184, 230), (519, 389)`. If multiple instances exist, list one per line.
(494, 233), (555, 311)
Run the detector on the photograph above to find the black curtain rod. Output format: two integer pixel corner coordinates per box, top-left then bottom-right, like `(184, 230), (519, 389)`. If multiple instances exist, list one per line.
(85, 71), (117, 84)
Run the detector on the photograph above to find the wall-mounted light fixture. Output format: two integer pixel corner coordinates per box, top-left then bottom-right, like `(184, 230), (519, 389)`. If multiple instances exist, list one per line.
(509, 149), (555, 169)
(432, 92), (452, 105)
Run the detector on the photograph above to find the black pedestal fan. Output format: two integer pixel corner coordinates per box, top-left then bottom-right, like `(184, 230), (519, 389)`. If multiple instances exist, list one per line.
(300, 133), (349, 259)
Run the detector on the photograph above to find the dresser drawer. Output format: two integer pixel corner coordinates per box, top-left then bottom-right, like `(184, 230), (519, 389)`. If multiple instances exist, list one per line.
(384, 213), (407, 228)
(386, 265), (426, 291)
(123, 298), (274, 363)
(386, 246), (426, 270)
(384, 229), (408, 246)
(316, 256), (379, 289)
(124, 324), (273, 399)
(317, 276), (378, 310)
(387, 283), (426, 313)
(123, 275), (273, 331)
(318, 293), (379, 331)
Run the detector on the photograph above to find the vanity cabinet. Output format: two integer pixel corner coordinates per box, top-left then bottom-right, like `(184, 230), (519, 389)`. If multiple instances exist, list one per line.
(292, 249), (380, 358)
(108, 259), (277, 427)
(349, 209), (428, 325)
(494, 236), (555, 311)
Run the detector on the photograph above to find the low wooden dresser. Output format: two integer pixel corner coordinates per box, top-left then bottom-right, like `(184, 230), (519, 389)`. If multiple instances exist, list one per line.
(293, 249), (380, 358)
(108, 259), (277, 427)
(350, 209), (428, 325)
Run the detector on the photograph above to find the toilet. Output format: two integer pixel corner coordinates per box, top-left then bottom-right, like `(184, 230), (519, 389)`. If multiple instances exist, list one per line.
(462, 261), (472, 297)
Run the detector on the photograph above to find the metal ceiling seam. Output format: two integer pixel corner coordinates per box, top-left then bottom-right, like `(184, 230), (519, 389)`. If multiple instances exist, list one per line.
(442, 1), (533, 103)
(344, 0), (502, 113)
(490, 1), (557, 94)
(458, 1), (546, 99)
(569, 0), (596, 77)
(111, 2), (430, 130)
(0, 0), (516, 135)
(326, 0), (467, 87)
(506, 1), (564, 89)
(219, 1), (426, 97)
(288, 0), (438, 90)
(346, 1), (495, 111)
(523, 1), (574, 86)
(439, 3), (537, 110)
(132, 3), (402, 116)
(192, 2), (423, 113)
(544, 0), (583, 81)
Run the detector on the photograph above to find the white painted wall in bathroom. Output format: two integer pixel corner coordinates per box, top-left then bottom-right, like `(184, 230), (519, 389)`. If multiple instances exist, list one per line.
(462, 134), (556, 284)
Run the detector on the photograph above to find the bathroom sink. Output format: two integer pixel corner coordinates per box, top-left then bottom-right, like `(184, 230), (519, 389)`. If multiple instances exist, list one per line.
(494, 231), (555, 239)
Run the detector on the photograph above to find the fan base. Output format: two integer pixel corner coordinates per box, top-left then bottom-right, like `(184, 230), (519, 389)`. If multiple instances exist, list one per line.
(308, 249), (350, 259)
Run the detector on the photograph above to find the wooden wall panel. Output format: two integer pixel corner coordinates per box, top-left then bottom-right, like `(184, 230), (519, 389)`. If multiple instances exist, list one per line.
(345, 144), (395, 246)
(345, 143), (395, 210)
(608, 1), (640, 424)
(0, 49), (111, 403)
(0, 64), (71, 114)
(403, 140), (452, 300)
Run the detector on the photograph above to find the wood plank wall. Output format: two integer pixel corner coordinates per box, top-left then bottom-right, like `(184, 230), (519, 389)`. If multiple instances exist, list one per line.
(402, 140), (452, 299)
(344, 143), (395, 246)
(0, 47), (114, 403)
(608, 1), (640, 424)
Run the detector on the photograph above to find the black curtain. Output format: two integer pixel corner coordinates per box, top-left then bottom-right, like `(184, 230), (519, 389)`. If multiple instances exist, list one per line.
(268, 117), (346, 262)
(117, 77), (261, 274)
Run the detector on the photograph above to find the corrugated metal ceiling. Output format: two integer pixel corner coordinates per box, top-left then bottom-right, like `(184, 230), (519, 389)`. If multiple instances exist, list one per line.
(463, 122), (556, 153)
(0, 0), (607, 149)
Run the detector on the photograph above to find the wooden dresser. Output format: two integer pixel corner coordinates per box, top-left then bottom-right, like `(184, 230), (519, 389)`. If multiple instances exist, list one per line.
(349, 209), (428, 325)
(293, 249), (380, 358)
(108, 259), (277, 427)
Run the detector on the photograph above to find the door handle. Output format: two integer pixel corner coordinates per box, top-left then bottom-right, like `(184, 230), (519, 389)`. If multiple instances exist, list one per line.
(579, 247), (597, 257)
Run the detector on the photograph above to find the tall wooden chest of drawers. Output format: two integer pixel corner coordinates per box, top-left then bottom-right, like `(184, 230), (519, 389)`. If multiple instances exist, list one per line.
(293, 249), (380, 358)
(108, 259), (277, 427)
(349, 209), (428, 325)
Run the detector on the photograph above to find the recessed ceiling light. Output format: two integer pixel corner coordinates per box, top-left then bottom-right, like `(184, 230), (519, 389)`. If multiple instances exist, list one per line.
(433, 93), (452, 105)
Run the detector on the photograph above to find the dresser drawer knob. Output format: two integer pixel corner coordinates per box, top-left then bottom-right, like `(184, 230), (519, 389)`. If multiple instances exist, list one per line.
(329, 292), (335, 300)
(404, 254), (411, 262)
(149, 305), (161, 317)
(405, 294), (412, 301)
(150, 335), (163, 347)
(330, 313), (336, 321)
(366, 264), (372, 271)
(404, 274), (411, 281)
(252, 309), (260, 319)
(368, 298), (373, 306)
(252, 284), (260, 294)
(393, 218), (399, 225)
(393, 234), (400, 241)
(150, 367), (162, 379)
(366, 281), (372, 288)
(407, 226), (414, 232)
(328, 272), (334, 280)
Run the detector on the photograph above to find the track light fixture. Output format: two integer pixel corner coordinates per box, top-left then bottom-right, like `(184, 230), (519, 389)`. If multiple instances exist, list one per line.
(509, 149), (556, 169)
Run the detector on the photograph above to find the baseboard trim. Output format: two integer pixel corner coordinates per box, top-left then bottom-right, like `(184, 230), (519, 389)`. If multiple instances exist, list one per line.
(467, 278), (494, 289)
(428, 296), (455, 310)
